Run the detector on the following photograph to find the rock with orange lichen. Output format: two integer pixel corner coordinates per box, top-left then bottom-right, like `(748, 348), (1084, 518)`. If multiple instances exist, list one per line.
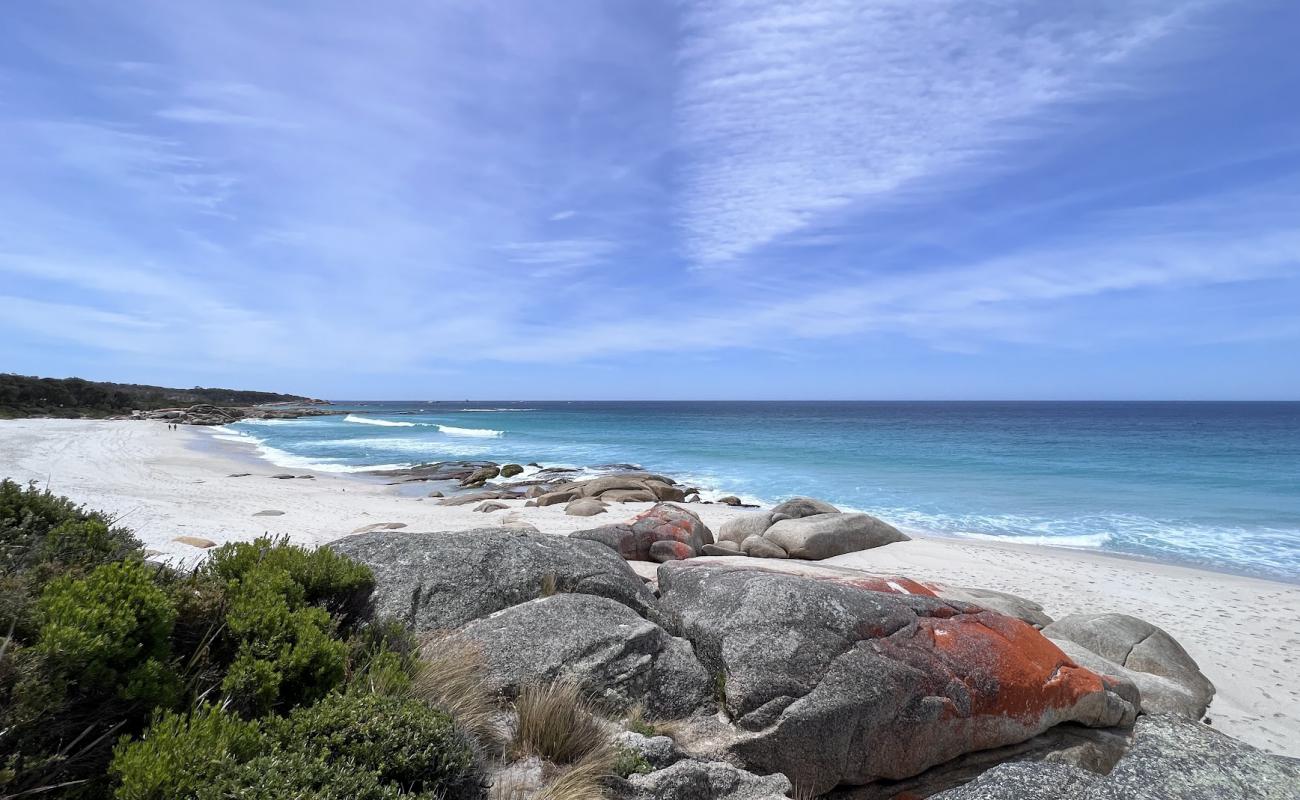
(656, 561), (1138, 796)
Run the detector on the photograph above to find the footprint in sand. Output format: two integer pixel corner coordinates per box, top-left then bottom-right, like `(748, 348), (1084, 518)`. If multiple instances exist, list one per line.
(253, 510), (285, 517)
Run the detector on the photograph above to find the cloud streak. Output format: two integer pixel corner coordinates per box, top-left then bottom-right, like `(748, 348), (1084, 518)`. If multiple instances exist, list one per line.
(673, 0), (1199, 264)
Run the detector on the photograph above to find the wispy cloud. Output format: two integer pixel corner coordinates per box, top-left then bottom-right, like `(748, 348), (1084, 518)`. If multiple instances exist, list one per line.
(1, 0), (1295, 397)
(497, 238), (619, 274)
(673, 0), (1200, 265)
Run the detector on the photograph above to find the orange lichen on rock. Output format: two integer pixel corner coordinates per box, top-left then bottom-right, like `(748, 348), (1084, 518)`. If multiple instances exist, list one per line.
(879, 610), (1108, 725)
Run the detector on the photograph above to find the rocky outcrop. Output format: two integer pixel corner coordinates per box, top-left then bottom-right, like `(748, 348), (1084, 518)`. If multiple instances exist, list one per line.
(329, 528), (655, 630)
(718, 513), (774, 546)
(131, 403), (335, 426)
(531, 473), (686, 507)
(369, 461), (500, 484)
(572, 503), (714, 561)
(655, 561), (1137, 795)
(459, 593), (711, 718)
(460, 465), (501, 487)
(623, 760), (792, 800)
(762, 513), (908, 559)
(1043, 613), (1214, 719)
(770, 496), (840, 520)
(500, 464), (524, 478)
(713, 499), (907, 560)
(436, 490), (523, 507)
(930, 714), (1300, 800)
(927, 761), (1099, 800)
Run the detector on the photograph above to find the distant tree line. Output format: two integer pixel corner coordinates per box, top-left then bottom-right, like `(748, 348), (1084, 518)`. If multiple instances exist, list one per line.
(0, 373), (312, 419)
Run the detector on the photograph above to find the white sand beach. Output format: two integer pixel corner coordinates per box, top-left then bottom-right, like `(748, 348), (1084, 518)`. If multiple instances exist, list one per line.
(2, 417), (1297, 758)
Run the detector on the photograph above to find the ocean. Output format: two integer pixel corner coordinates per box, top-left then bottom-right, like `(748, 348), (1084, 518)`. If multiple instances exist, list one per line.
(216, 401), (1300, 581)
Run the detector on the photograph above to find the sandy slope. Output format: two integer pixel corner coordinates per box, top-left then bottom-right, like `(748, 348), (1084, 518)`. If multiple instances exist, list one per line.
(2, 418), (1297, 757)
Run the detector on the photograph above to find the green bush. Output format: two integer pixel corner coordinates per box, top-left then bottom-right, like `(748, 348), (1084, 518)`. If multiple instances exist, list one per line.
(0, 479), (140, 575)
(206, 536), (374, 627)
(112, 695), (483, 800)
(110, 705), (263, 800)
(269, 692), (484, 799)
(1, 479), (142, 642)
(219, 562), (348, 715)
(37, 561), (177, 703)
(192, 751), (420, 800)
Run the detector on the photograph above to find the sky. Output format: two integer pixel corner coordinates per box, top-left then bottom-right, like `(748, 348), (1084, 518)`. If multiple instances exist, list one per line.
(2, 0), (1299, 400)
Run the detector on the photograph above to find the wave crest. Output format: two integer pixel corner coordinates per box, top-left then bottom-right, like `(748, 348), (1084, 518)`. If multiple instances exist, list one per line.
(437, 424), (504, 438)
(344, 414), (416, 427)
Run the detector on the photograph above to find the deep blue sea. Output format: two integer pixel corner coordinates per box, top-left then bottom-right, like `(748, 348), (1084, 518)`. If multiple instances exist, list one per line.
(217, 402), (1300, 581)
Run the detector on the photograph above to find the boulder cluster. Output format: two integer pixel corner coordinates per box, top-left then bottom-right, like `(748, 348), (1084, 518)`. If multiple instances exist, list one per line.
(525, 472), (695, 507)
(129, 403), (335, 425)
(713, 497), (910, 560)
(326, 526), (1288, 799)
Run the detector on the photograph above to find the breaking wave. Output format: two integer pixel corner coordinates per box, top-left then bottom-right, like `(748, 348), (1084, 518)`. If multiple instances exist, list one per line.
(437, 424), (504, 438)
(344, 414), (417, 427)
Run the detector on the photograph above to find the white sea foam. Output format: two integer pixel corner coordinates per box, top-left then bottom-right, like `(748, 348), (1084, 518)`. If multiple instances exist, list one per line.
(437, 424), (504, 438)
(949, 530), (1113, 549)
(344, 414), (417, 427)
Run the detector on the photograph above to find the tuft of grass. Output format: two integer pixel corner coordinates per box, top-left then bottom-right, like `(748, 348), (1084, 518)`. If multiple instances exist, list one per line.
(534, 749), (614, 800)
(413, 634), (503, 749)
(512, 681), (611, 766)
(539, 572), (558, 598)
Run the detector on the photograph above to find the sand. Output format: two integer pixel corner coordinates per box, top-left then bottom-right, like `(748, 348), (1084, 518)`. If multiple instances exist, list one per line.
(2, 417), (1297, 757)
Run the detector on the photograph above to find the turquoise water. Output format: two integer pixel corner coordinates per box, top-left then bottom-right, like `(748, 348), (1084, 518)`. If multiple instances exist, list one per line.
(219, 402), (1300, 581)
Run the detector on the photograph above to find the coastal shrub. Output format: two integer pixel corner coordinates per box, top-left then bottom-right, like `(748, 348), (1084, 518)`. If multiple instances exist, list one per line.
(348, 616), (420, 695)
(110, 705), (263, 800)
(37, 561), (177, 702)
(0, 478), (141, 642)
(206, 535), (374, 628)
(192, 750), (420, 800)
(267, 692), (484, 799)
(219, 562), (348, 715)
(113, 695), (483, 800)
(0, 478), (140, 575)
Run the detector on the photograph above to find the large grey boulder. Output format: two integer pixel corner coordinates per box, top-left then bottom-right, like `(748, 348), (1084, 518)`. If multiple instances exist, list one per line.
(717, 513), (775, 546)
(656, 561), (1137, 795)
(928, 761), (1098, 800)
(1088, 714), (1300, 799)
(565, 497), (609, 516)
(1043, 614), (1214, 719)
(459, 593), (711, 718)
(1051, 638), (1208, 720)
(931, 715), (1300, 800)
(625, 760), (792, 800)
(330, 528), (656, 630)
(769, 496), (839, 520)
(761, 512), (908, 560)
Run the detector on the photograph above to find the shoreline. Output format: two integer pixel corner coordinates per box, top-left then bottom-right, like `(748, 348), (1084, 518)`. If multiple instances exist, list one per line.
(1, 417), (1297, 758)
(211, 415), (1298, 587)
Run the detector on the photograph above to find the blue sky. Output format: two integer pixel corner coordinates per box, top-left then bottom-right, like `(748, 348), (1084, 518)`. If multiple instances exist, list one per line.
(2, 1), (1298, 400)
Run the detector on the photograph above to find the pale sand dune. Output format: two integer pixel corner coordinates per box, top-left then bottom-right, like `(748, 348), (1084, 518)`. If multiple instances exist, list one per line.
(2, 418), (1296, 757)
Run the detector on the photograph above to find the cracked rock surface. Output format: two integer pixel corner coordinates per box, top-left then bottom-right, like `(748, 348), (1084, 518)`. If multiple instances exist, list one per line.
(330, 527), (656, 630)
(656, 561), (1137, 795)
